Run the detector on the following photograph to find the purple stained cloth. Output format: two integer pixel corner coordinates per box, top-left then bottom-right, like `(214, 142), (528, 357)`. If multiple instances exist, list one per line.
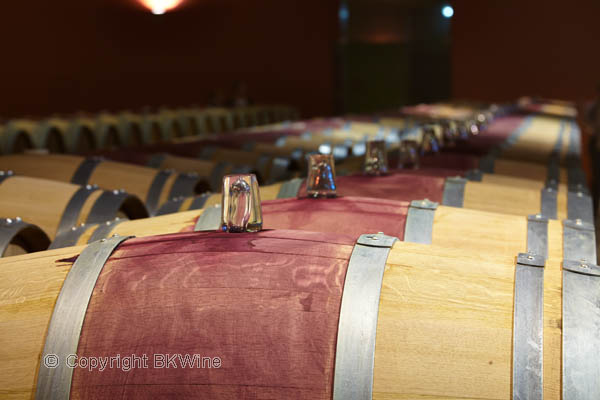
(71, 230), (355, 399)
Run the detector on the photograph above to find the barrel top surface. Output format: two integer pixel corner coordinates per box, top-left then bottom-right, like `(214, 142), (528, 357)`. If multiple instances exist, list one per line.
(0, 154), (83, 182)
(261, 196), (409, 240)
(293, 172), (447, 203)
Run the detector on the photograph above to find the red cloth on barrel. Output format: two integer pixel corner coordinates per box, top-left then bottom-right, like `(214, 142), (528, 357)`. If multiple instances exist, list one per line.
(262, 196), (408, 240)
(444, 115), (525, 156)
(71, 230), (354, 400)
(297, 170), (447, 203)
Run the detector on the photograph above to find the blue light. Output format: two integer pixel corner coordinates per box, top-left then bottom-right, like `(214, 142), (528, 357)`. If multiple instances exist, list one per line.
(339, 4), (350, 21)
(442, 5), (454, 18)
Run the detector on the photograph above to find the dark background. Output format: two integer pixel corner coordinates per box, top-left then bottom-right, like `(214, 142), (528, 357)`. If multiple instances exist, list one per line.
(0, 0), (598, 119)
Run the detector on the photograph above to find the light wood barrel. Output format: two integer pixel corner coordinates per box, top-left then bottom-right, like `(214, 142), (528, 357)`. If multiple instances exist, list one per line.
(198, 146), (291, 184)
(97, 114), (143, 147)
(92, 150), (227, 193)
(0, 217), (50, 257)
(117, 112), (163, 145)
(0, 154), (208, 215)
(0, 228), (565, 398)
(198, 107), (235, 133)
(421, 154), (570, 184)
(500, 115), (571, 165)
(82, 116), (122, 150)
(258, 171), (572, 220)
(0, 175), (148, 239)
(267, 104), (300, 122)
(230, 105), (279, 128)
(58, 196), (565, 263)
(231, 107), (257, 129)
(146, 153), (231, 192)
(46, 118), (96, 153)
(176, 107), (208, 135)
(155, 180), (286, 214)
(155, 112), (186, 140)
(0, 124), (33, 155)
(157, 109), (196, 137)
(2, 120), (65, 154)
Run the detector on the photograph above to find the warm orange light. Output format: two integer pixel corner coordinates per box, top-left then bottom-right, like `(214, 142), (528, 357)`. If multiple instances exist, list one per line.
(139, 0), (184, 15)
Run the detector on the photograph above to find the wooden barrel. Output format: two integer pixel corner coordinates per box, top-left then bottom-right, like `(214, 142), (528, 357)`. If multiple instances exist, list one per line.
(155, 179), (286, 214)
(96, 113), (143, 147)
(0, 217), (50, 257)
(186, 108), (210, 135)
(250, 105), (271, 126)
(157, 170), (576, 221)
(0, 174), (148, 239)
(421, 153), (570, 184)
(83, 116), (122, 150)
(231, 106), (293, 129)
(198, 146), (291, 184)
(231, 107), (256, 129)
(0, 154), (209, 215)
(446, 114), (569, 164)
(500, 116), (572, 165)
(174, 107), (210, 136)
(0, 227), (569, 398)
(55, 195), (569, 263)
(89, 149), (230, 193)
(117, 136), (296, 183)
(199, 107), (235, 133)
(46, 118), (96, 153)
(145, 153), (231, 191)
(267, 104), (300, 122)
(117, 112), (163, 145)
(155, 112), (186, 140)
(0, 124), (34, 154)
(157, 109), (196, 137)
(2, 120), (65, 154)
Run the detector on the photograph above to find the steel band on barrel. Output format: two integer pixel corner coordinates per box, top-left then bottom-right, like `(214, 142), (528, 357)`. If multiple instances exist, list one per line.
(512, 252), (545, 400)
(145, 170), (173, 216)
(70, 158), (103, 186)
(404, 199), (438, 245)
(194, 206), (222, 232)
(0, 218), (50, 256)
(332, 233), (398, 400)
(36, 235), (133, 400)
(441, 177), (467, 207)
(55, 185), (99, 238)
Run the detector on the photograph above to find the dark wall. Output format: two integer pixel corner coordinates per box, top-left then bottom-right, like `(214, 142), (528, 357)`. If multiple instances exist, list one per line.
(451, 0), (600, 102)
(339, 0), (450, 114)
(0, 0), (339, 119)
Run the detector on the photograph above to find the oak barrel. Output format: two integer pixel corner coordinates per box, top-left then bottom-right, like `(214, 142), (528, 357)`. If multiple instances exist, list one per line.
(0, 174), (148, 239)
(57, 196), (567, 262)
(0, 124), (33, 155)
(46, 118), (97, 153)
(157, 170), (573, 221)
(0, 228), (568, 398)
(0, 217), (50, 257)
(0, 154), (209, 215)
(1, 120), (65, 154)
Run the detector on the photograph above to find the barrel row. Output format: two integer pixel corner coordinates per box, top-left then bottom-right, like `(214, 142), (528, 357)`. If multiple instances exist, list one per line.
(0, 105), (299, 155)
(89, 105), (498, 187)
(46, 109), (589, 249)
(1, 189), (595, 398)
(0, 103), (574, 255)
(1, 99), (597, 398)
(0, 104), (568, 250)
